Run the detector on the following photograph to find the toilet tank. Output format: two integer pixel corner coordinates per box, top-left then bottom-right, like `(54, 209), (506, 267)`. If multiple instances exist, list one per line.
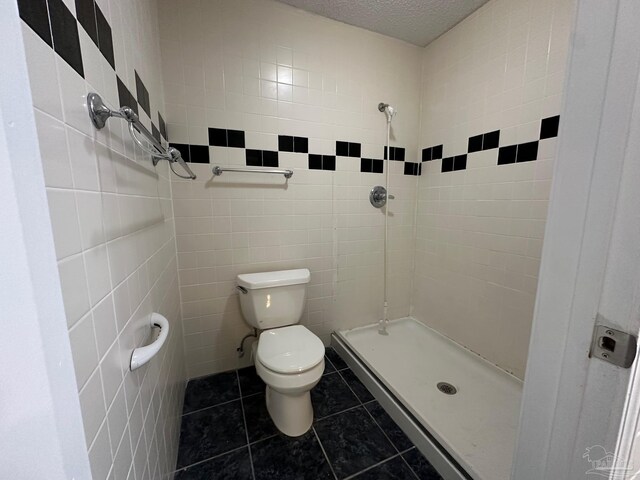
(237, 269), (310, 329)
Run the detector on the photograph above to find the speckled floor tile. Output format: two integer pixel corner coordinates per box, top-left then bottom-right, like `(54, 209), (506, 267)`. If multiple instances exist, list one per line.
(237, 366), (265, 397)
(182, 371), (239, 414)
(311, 372), (359, 419)
(177, 400), (246, 468)
(340, 368), (374, 403)
(241, 393), (278, 443)
(174, 447), (252, 480)
(325, 347), (348, 370)
(351, 455), (417, 479)
(251, 431), (333, 480)
(314, 406), (396, 479)
(365, 401), (413, 451)
(402, 448), (443, 480)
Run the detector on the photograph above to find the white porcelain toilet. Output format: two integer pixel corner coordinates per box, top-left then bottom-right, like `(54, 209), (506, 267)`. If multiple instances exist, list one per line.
(236, 268), (325, 437)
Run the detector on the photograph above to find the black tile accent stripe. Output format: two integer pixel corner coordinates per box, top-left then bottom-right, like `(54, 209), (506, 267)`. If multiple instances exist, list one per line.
(95, 5), (114, 68)
(278, 135), (308, 153)
(189, 145), (210, 164)
(246, 150), (278, 167)
(18, 0), (52, 46)
(404, 162), (421, 176)
(309, 154), (335, 171)
(158, 113), (167, 140)
(74, 0), (97, 45)
(169, 143), (190, 162)
(442, 157), (454, 173)
(454, 154), (467, 171)
(384, 146), (405, 161)
(427, 116), (559, 173)
(540, 115), (560, 139)
(360, 158), (384, 174)
(497, 145), (517, 165)
(116, 75), (138, 115)
(468, 130), (499, 153)
(151, 124), (161, 143)
(209, 128), (245, 148)
(169, 143), (209, 164)
(336, 141), (361, 158)
(516, 141), (538, 162)
(483, 130), (499, 150)
(49, 0), (84, 77)
(468, 135), (483, 153)
(135, 71), (151, 116)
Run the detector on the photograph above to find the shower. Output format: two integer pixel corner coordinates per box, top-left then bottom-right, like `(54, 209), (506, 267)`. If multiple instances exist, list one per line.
(375, 102), (396, 336)
(378, 102), (396, 121)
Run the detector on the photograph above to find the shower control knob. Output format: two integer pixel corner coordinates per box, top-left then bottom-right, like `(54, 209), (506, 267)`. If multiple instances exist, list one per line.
(370, 186), (392, 208)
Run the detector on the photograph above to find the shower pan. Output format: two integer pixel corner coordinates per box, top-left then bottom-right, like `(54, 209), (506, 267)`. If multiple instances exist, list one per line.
(332, 318), (522, 480)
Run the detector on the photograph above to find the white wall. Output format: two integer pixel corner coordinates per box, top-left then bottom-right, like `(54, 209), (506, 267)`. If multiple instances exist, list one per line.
(412, 0), (575, 378)
(0, 1), (90, 477)
(158, 0), (422, 377)
(18, 0), (186, 478)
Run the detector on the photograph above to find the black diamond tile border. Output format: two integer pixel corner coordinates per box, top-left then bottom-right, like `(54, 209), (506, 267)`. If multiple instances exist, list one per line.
(246, 149), (278, 167)
(135, 71), (151, 116)
(173, 354), (444, 479)
(384, 146), (405, 161)
(308, 154), (335, 171)
(48, 0), (84, 77)
(360, 158), (384, 174)
(19, 0), (560, 181)
(336, 141), (361, 157)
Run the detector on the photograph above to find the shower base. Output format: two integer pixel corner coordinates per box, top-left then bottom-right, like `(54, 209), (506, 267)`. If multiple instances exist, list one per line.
(332, 317), (522, 480)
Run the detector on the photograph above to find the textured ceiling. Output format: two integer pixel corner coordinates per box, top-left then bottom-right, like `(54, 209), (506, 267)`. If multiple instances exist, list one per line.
(276, 0), (489, 47)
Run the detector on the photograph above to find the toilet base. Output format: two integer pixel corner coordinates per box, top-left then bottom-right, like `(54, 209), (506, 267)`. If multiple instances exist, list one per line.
(265, 386), (313, 437)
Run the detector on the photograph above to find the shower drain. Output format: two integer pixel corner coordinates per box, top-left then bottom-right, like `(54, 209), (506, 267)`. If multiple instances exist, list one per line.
(437, 382), (457, 395)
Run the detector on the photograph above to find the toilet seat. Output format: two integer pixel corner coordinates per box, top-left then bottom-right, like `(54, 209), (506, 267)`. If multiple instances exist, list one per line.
(257, 325), (324, 374)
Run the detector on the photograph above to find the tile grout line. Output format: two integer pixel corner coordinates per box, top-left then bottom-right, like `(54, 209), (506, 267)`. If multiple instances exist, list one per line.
(315, 403), (363, 423)
(334, 352), (421, 477)
(361, 403), (406, 455)
(335, 367), (366, 406)
(181, 396), (241, 416)
(171, 444), (248, 474)
(237, 370), (256, 480)
(312, 426), (338, 480)
(343, 452), (404, 480)
(399, 450), (422, 480)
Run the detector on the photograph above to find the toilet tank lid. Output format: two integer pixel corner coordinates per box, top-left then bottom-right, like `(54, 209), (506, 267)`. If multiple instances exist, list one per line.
(237, 268), (310, 289)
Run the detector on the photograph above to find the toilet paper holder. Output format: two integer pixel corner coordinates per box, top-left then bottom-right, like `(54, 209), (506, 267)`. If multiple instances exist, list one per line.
(130, 313), (170, 371)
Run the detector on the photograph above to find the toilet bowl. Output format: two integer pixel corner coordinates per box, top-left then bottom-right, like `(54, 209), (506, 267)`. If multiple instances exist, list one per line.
(237, 269), (325, 436)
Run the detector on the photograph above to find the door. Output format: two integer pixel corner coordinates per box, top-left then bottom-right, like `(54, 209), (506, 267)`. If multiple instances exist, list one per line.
(513, 0), (640, 478)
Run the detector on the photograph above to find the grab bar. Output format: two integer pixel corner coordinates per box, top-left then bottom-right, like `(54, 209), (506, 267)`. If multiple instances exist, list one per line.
(130, 313), (170, 371)
(87, 92), (196, 180)
(212, 166), (293, 179)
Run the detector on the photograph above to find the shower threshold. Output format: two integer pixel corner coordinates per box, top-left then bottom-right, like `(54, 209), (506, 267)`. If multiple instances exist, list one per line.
(332, 317), (522, 480)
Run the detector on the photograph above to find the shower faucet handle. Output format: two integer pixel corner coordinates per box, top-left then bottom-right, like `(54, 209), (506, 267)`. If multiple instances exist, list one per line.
(369, 186), (393, 208)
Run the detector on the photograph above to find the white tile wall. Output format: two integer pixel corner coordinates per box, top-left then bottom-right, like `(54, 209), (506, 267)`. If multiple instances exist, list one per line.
(412, 0), (575, 379)
(19, 0), (186, 478)
(158, 0), (422, 377)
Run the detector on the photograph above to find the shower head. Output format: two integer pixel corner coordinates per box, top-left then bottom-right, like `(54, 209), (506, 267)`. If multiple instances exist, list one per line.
(378, 102), (396, 122)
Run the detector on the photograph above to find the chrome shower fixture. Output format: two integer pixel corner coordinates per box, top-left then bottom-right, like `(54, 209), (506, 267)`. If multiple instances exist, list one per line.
(378, 102), (396, 122)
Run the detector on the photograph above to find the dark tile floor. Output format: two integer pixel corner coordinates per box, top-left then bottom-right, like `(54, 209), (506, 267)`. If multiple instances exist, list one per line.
(174, 347), (443, 480)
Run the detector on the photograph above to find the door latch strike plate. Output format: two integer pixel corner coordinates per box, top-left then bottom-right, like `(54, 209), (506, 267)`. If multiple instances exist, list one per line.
(590, 324), (637, 368)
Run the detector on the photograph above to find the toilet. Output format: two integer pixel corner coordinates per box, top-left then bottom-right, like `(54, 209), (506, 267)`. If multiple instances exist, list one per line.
(236, 268), (325, 437)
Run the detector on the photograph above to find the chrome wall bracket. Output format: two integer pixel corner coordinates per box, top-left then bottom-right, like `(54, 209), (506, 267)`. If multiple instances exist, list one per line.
(86, 92), (196, 180)
(88, 92), (115, 129)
